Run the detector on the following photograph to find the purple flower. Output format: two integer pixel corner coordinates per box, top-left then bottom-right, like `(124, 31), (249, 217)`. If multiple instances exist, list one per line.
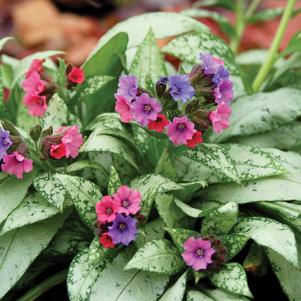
(214, 79), (233, 105)
(169, 75), (195, 103)
(200, 53), (224, 75)
(131, 93), (162, 126)
(166, 116), (195, 145)
(0, 128), (12, 160)
(116, 75), (138, 103)
(182, 237), (215, 271)
(108, 214), (137, 246)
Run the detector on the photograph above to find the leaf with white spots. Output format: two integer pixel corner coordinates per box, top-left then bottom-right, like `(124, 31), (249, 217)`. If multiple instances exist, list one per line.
(78, 75), (115, 97)
(108, 166), (121, 195)
(125, 240), (185, 275)
(203, 288), (251, 301)
(220, 235), (249, 260)
(210, 263), (253, 298)
(187, 290), (215, 301)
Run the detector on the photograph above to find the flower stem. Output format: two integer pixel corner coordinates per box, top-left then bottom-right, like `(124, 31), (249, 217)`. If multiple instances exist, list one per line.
(252, 0), (297, 92)
(16, 269), (68, 301)
(230, 0), (245, 53)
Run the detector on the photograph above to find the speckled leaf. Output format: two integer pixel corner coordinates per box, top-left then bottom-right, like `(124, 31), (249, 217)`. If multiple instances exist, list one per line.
(108, 166), (121, 195)
(88, 251), (169, 301)
(34, 172), (67, 210)
(1, 192), (59, 234)
(209, 88), (301, 143)
(210, 263), (253, 298)
(187, 290), (214, 301)
(173, 199), (204, 218)
(88, 237), (111, 266)
(159, 271), (187, 301)
(130, 174), (182, 218)
(125, 240), (185, 275)
(130, 28), (167, 89)
(220, 235), (249, 260)
(232, 217), (298, 268)
(79, 75), (115, 97)
(162, 31), (238, 74)
(0, 213), (68, 299)
(0, 172), (35, 224)
(203, 288), (250, 301)
(55, 174), (101, 229)
(67, 248), (107, 301)
(202, 202), (238, 235)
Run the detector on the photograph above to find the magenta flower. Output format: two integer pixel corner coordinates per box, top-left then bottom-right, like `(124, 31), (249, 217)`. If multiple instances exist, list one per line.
(108, 214), (137, 246)
(96, 195), (120, 224)
(214, 79), (233, 105)
(22, 71), (46, 95)
(116, 75), (138, 103)
(113, 185), (141, 215)
(115, 95), (133, 123)
(2, 151), (33, 179)
(166, 116), (195, 145)
(0, 128), (12, 160)
(25, 59), (44, 78)
(200, 53), (225, 76)
(182, 237), (215, 271)
(23, 94), (47, 117)
(169, 74), (195, 103)
(131, 93), (162, 126)
(209, 102), (232, 133)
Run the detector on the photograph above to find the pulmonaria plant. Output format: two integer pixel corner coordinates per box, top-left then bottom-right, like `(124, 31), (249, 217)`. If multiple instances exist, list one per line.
(114, 53), (233, 147)
(95, 185), (142, 248)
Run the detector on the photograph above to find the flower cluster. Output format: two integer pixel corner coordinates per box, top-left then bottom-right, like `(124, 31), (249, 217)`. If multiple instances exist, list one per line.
(95, 185), (142, 248)
(115, 53), (233, 147)
(182, 235), (227, 272)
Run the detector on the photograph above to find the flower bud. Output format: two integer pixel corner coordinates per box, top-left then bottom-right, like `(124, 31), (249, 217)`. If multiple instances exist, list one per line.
(156, 77), (169, 98)
(30, 125), (42, 142)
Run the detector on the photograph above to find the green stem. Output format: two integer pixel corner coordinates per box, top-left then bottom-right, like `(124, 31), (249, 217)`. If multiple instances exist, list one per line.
(230, 0), (245, 53)
(252, 0), (297, 92)
(16, 269), (68, 301)
(245, 0), (261, 19)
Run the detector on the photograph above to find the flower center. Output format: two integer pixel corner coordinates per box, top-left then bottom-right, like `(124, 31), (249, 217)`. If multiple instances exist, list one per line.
(37, 98), (44, 106)
(122, 199), (130, 208)
(118, 222), (127, 232)
(195, 248), (205, 257)
(2, 138), (10, 147)
(172, 86), (180, 95)
(106, 208), (113, 215)
(177, 123), (186, 131)
(143, 104), (153, 113)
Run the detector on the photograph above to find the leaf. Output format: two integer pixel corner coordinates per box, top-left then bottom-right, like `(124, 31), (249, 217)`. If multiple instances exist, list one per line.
(89, 251), (169, 301)
(129, 28), (167, 89)
(158, 271), (187, 301)
(108, 165), (121, 195)
(187, 290), (215, 301)
(130, 174), (182, 217)
(209, 88), (301, 143)
(88, 237), (111, 266)
(243, 243), (268, 276)
(220, 235), (248, 260)
(0, 37), (13, 50)
(0, 192), (59, 234)
(0, 172), (35, 224)
(173, 198), (204, 218)
(203, 288), (250, 301)
(54, 174), (101, 229)
(0, 212), (68, 299)
(78, 75), (115, 97)
(125, 240), (185, 275)
(232, 217), (299, 268)
(210, 263), (253, 298)
(283, 30), (301, 56)
(202, 202), (238, 235)
(162, 31), (238, 75)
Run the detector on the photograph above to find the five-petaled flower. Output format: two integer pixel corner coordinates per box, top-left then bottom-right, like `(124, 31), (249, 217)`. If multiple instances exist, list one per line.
(68, 67), (85, 84)
(96, 196), (119, 224)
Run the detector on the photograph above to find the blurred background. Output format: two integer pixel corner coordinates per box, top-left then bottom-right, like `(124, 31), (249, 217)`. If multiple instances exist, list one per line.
(1, 0), (301, 65)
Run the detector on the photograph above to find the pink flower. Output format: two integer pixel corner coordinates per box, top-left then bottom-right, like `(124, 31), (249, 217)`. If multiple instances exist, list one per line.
(25, 59), (44, 78)
(113, 185), (141, 215)
(22, 71), (46, 95)
(182, 237), (215, 271)
(58, 125), (83, 159)
(2, 151), (33, 179)
(96, 195), (120, 224)
(166, 116), (195, 145)
(209, 102), (232, 133)
(115, 95), (133, 123)
(23, 94), (47, 117)
(50, 143), (67, 159)
(68, 67), (85, 84)
(214, 79), (233, 105)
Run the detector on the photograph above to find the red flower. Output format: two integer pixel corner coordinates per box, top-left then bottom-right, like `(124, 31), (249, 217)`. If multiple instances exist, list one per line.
(50, 143), (67, 159)
(186, 131), (203, 148)
(25, 59), (44, 79)
(68, 67), (85, 84)
(147, 114), (169, 133)
(99, 233), (115, 249)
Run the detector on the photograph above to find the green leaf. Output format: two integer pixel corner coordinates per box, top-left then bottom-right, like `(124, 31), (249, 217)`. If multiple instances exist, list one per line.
(187, 290), (215, 301)
(202, 202), (238, 235)
(130, 174), (182, 217)
(210, 263), (253, 298)
(243, 243), (268, 276)
(78, 75), (115, 97)
(88, 237), (111, 266)
(158, 271), (187, 301)
(203, 288), (250, 301)
(54, 174), (101, 229)
(220, 234), (248, 260)
(162, 31), (238, 75)
(232, 217), (298, 268)
(0, 192), (59, 234)
(108, 165), (121, 195)
(173, 198), (205, 218)
(0, 212), (68, 299)
(125, 240), (185, 275)
(283, 30), (301, 56)
(89, 251), (169, 301)
(209, 88), (301, 143)
(0, 172), (35, 224)
(129, 28), (167, 90)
